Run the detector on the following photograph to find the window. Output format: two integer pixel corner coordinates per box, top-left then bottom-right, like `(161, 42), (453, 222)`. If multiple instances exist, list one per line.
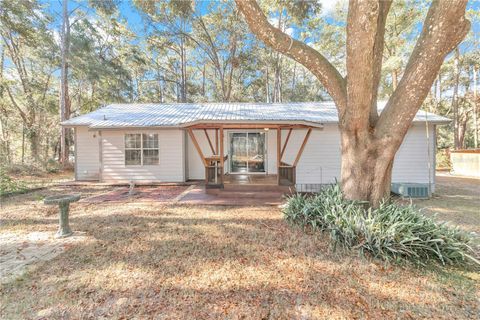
(125, 134), (141, 165)
(142, 133), (159, 165)
(125, 133), (159, 165)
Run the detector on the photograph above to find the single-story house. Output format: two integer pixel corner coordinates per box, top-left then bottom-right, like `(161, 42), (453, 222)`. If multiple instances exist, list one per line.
(62, 102), (449, 193)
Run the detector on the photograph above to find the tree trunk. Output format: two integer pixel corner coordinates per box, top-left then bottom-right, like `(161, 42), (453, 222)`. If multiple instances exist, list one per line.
(156, 69), (163, 102)
(438, 71), (442, 101)
(432, 76), (438, 113)
(392, 69), (398, 90)
(265, 65), (270, 103)
(458, 112), (468, 149)
(202, 65), (206, 97)
(340, 129), (395, 205)
(27, 126), (40, 162)
(291, 62), (297, 99)
(452, 47), (460, 149)
(0, 116), (11, 164)
(0, 44), (9, 164)
(59, 0), (71, 166)
(474, 65), (478, 149)
(179, 29), (187, 103)
(21, 123), (25, 164)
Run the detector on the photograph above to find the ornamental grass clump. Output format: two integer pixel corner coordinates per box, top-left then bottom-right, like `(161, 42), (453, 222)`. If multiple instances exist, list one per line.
(283, 184), (480, 267)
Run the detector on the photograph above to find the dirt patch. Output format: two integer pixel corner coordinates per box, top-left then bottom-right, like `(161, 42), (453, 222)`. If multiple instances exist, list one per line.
(0, 231), (89, 285)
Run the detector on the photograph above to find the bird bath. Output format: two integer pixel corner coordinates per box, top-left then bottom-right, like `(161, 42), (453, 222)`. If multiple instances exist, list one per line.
(44, 194), (81, 238)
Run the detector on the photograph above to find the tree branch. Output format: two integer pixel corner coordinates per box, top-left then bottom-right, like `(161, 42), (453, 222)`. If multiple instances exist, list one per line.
(344, 0), (391, 130)
(376, 0), (470, 140)
(234, 0), (346, 112)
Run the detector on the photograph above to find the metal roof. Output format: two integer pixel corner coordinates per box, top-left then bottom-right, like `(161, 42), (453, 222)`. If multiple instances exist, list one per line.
(62, 101), (451, 129)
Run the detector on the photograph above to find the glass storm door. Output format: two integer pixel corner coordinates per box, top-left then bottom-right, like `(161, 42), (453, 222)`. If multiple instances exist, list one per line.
(230, 132), (265, 173)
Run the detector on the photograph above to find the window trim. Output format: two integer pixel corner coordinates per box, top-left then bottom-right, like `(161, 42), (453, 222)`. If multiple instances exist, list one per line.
(124, 133), (159, 166)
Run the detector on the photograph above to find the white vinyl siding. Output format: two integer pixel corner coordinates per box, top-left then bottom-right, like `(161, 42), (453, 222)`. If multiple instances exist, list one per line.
(75, 126), (100, 180)
(101, 129), (185, 183)
(187, 129), (217, 180)
(282, 126), (341, 185)
(392, 124), (436, 188)
(267, 129), (277, 174)
(290, 124), (436, 188)
(74, 123), (435, 187)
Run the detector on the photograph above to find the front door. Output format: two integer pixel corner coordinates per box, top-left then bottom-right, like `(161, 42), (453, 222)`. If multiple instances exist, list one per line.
(230, 132), (266, 173)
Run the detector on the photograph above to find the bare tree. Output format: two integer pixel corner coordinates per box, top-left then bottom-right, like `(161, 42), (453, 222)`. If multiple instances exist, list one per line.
(235, 0), (470, 206)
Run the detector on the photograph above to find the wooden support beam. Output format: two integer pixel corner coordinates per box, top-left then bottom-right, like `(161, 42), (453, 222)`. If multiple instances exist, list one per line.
(186, 123), (301, 129)
(219, 126), (224, 175)
(277, 128), (281, 185)
(215, 128), (219, 155)
(293, 128), (312, 167)
(187, 129), (207, 167)
(280, 128), (292, 161)
(204, 129), (215, 155)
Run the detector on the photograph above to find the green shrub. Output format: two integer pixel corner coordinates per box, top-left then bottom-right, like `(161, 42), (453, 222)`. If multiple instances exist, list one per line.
(0, 168), (27, 197)
(283, 184), (479, 267)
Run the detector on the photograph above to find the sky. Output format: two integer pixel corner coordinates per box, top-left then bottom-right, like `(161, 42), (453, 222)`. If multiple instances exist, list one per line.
(118, 0), (479, 52)
(40, 0), (479, 68)
(43, 0), (480, 44)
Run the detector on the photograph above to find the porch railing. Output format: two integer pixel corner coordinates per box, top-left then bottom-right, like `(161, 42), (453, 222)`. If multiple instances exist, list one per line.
(279, 162), (295, 186)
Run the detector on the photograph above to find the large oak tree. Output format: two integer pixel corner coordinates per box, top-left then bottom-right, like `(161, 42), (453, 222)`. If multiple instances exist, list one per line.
(235, 0), (470, 206)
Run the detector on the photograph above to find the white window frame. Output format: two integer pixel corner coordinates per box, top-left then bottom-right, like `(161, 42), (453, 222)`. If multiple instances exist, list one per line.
(124, 133), (159, 166)
(141, 133), (159, 166)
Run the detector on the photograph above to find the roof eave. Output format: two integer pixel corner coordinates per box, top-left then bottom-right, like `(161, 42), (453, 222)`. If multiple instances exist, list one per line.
(180, 119), (324, 128)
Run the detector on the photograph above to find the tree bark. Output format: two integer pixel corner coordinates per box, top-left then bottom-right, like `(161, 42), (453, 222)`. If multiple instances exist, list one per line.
(236, 0), (469, 206)
(0, 44), (10, 164)
(474, 65), (478, 149)
(202, 64), (206, 97)
(452, 47), (460, 149)
(265, 65), (270, 103)
(27, 126), (39, 162)
(59, 0), (71, 165)
(340, 132), (395, 205)
(458, 109), (468, 149)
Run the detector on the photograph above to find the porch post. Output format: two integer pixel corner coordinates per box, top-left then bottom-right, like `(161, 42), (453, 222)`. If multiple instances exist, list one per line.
(219, 126), (224, 186)
(215, 128), (219, 155)
(277, 127), (281, 185)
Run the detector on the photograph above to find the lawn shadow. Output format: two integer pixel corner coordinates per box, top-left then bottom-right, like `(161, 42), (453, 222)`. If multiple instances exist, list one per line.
(2, 203), (478, 319)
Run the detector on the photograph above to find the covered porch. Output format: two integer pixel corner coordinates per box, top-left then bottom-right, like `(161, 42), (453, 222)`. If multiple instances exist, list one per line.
(186, 122), (318, 189)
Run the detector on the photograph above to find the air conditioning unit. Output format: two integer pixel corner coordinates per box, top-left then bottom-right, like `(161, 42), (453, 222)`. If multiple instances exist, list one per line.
(391, 183), (431, 199)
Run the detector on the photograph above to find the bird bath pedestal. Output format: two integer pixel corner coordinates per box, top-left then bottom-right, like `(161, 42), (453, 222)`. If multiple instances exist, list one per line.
(44, 194), (81, 238)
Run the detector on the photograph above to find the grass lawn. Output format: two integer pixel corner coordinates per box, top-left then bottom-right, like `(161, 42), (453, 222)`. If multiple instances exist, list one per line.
(412, 174), (480, 234)
(1, 169), (74, 197)
(0, 177), (479, 319)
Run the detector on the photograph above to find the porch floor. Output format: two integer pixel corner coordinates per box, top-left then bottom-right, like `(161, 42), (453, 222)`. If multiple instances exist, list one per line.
(223, 174), (278, 185)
